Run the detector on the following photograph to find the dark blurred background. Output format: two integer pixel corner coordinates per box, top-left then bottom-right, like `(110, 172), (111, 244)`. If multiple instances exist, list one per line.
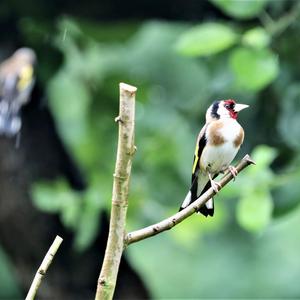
(1, 0), (300, 299)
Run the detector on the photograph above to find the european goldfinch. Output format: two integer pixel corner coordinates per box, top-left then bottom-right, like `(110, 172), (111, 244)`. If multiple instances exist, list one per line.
(0, 48), (36, 136)
(179, 99), (249, 217)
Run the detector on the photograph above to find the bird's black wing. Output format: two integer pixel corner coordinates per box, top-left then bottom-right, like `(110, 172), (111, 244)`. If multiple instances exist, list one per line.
(179, 125), (207, 212)
(190, 125), (217, 217)
(190, 124), (207, 200)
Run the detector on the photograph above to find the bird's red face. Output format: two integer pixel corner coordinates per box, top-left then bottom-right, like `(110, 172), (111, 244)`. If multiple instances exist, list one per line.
(224, 99), (237, 119)
(223, 99), (249, 120)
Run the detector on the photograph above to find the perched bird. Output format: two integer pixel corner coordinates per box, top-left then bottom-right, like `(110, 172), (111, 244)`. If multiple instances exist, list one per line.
(0, 48), (36, 137)
(179, 99), (249, 217)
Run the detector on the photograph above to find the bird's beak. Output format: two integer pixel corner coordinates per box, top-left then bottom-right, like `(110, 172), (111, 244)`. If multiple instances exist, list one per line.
(234, 104), (249, 112)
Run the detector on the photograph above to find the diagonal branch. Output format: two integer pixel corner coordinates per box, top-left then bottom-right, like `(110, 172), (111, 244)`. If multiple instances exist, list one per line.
(125, 154), (255, 246)
(25, 235), (63, 300)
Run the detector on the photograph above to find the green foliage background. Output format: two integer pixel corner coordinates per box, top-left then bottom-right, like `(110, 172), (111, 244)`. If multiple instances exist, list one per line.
(2, 0), (300, 298)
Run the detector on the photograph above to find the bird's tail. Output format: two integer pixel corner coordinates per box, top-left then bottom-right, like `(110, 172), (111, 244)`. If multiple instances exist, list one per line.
(179, 174), (199, 211)
(179, 175), (214, 217)
(197, 180), (214, 217)
(179, 190), (193, 212)
(197, 199), (214, 217)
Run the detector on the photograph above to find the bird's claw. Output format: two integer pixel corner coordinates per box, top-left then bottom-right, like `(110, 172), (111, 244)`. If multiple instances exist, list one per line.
(211, 180), (221, 193)
(208, 173), (221, 193)
(228, 165), (238, 180)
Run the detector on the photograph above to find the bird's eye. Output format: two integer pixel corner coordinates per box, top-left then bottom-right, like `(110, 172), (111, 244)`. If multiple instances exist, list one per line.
(225, 103), (235, 109)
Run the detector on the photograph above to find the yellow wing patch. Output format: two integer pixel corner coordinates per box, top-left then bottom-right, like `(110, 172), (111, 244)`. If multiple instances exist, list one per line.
(17, 65), (33, 91)
(192, 143), (199, 174)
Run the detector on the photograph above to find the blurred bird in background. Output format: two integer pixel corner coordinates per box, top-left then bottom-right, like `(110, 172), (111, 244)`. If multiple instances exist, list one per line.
(179, 99), (249, 217)
(0, 48), (36, 137)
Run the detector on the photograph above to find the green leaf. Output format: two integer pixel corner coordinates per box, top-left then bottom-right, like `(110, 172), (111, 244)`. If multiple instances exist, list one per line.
(235, 146), (277, 193)
(47, 72), (91, 147)
(74, 188), (102, 251)
(211, 0), (269, 20)
(237, 189), (273, 232)
(242, 27), (270, 49)
(31, 182), (64, 213)
(175, 23), (237, 57)
(251, 145), (277, 169)
(230, 47), (279, 91)
(31, 180), (81, 229)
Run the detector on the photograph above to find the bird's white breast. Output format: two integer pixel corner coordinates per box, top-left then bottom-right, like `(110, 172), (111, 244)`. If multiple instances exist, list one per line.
(218, 119), (242, 142)
(201, 119), (242, 174)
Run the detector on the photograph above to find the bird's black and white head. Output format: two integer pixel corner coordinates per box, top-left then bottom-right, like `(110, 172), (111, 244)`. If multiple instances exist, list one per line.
(206, 99), (249, 122)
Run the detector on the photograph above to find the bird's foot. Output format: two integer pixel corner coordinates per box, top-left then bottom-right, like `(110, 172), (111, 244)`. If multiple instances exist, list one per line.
(227, 165), (238, 180)
(208, 173), (221, 193)
(211, 180), (221, 193)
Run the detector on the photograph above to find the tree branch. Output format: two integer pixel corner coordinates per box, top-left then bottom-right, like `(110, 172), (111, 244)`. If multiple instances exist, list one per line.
(25, 235), (63, 300)
(125, 155), (255, 246)
(261, 1), (300, 37)
(95, 83), (137, 300)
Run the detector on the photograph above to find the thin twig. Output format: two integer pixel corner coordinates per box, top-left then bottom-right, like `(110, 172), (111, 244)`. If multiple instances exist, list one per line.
(125, 155), (255, 245)
(261, 1), (300, 37)
(25, 235), (63, 300)
(95, 83), (137, 300)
